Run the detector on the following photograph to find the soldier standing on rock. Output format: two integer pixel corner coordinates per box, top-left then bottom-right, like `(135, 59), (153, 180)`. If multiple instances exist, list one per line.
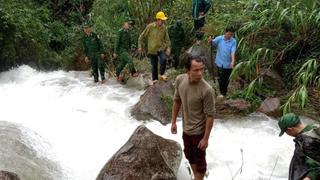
(171, 55), (215, 180)
(168, 20), (185, 69)
(113, 19), (139, 82)
(81, 22), (106, 84)
(192, 0), (212, 32)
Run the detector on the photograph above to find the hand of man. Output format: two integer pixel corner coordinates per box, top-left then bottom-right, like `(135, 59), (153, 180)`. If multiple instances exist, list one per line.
(199, 12), (205, 18)
(208, 36), (213, 45)
(198, 138), (208, 150)
(100, 53), (105, 59)
(112, 53), (118, 59)
(165, 47), (171, 56)
(230, 61), (235, 68)
(171, 122), (177, 134)
(138, 48), (144, 54)
(84, 56), (89, 64)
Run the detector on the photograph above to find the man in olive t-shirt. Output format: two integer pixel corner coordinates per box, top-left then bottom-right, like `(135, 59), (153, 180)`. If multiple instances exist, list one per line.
(171, 55), (215, 180)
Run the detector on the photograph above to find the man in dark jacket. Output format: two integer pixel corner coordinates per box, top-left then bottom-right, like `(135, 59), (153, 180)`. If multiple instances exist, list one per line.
(168, 20), (185, 69)
(81, 23), (106, 83)
(278, 113), (320, 180)
(192, 0), (212, 31)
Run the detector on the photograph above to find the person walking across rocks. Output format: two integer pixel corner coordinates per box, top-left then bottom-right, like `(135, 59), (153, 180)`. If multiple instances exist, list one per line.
(113, 19), (139, 82)
(171, 55), (215, 180)
(81, 22), (106, 83)
(138, 11), (171, 82)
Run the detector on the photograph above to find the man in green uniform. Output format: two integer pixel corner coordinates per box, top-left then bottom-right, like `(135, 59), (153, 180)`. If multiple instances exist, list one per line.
(81, 23), (106, 83)
(168, 20), (185, 69)
(138, 11), (171, 82)
(113, 19), (138, 82)
(192, 0), (212, 32)
(278, 113), (320, 180)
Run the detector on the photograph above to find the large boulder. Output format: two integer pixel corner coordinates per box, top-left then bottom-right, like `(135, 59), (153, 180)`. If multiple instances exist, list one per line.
(257, 97), (281, 117)
(179, 41), (215, 77)
(131, 81), (174, 125)
(215, 99), (252, 118)
(125, 74), (152, 90)
(0, 121), (64, 180)
(96, 125), (182, 180)
(259, 68), (286, 96)
(0, 171), (20, 180)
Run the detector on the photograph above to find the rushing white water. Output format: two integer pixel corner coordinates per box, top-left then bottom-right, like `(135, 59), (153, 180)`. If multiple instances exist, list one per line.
(0, 65), (295, 180)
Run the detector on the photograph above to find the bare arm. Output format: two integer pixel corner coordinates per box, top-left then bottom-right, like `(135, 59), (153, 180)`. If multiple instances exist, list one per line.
(198, 116), (214, 150)
(231, 53), (236, 68)
(171, 99), (181, 134)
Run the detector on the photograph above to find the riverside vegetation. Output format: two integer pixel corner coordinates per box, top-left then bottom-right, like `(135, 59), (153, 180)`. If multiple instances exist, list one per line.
(1, 0), (319, 117)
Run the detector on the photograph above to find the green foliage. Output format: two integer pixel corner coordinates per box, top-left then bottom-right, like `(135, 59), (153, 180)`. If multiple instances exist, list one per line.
(218, 0), (320, 113)
(0, 0), (51, 70)
(1, 0), (318, 118)
(160, 93), (173, 113)
(91, 0), (194, 53)
(0, 0), (94, 71)
(282, 59), (319, 113)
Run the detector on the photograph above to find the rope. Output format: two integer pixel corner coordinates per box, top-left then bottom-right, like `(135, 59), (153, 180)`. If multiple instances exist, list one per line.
(269, 155), (279, 180)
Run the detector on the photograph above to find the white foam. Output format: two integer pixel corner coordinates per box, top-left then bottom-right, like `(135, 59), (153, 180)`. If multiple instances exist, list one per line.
(0, 66), (294, 180)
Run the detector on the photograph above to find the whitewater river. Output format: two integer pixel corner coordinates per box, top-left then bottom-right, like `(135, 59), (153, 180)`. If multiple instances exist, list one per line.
(0, 66), (295, 180)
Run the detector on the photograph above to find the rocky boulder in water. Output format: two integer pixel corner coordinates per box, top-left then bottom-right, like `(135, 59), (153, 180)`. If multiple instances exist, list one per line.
(131, 81), (174, 125)
(96, 125), (182, 180)
(125, 73), (151, 90)
(0, 121), (64, 180)
(257, 97), (281, 117)
(259, 68), (286, 96)
(0, 171), (20, 180)
(179, 41), (215, 77)
(215, 99), (252, 118)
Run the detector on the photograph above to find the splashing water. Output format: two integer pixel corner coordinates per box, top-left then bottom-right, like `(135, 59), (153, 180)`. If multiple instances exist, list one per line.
(0, 65), (294, 180)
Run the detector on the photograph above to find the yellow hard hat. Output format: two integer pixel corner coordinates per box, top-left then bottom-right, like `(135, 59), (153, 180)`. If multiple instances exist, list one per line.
(155, 11), (168, 20)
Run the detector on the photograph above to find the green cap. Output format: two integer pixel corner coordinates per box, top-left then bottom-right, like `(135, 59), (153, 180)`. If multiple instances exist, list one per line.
(82, 21), (94, 28)
(125, 18), (135, 26)
(278, 113), (300, 136)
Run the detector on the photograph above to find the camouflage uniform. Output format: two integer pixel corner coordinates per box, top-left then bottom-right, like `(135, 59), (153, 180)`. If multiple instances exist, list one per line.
(81, 32), (105, 82)
(168, 21), (185, 69)
(114, 28), (136, 77)
(192, 0), (212, 31)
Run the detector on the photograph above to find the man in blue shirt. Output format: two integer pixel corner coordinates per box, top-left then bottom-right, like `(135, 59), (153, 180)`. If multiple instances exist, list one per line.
(209, 27), (237, 97)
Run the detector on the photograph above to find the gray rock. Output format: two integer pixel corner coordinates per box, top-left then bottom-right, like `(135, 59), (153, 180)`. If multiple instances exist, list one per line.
(0, 121), (64, 180)
(96, 125), (182, 180)
(126, 74), (151, 90)
(257, 97), (281, 117)
(180, 41), (216, 78)
(259, 68), (286, 95)
(0, 171), (20, 180)
(131, 81), (174, 125)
